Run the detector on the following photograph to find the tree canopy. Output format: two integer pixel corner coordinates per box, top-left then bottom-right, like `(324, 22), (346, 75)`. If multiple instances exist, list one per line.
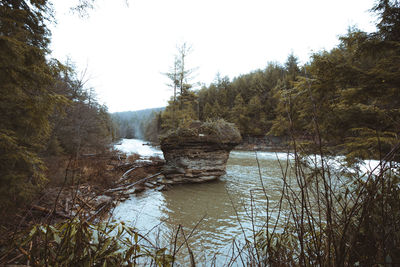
(153, 0), (400, 162)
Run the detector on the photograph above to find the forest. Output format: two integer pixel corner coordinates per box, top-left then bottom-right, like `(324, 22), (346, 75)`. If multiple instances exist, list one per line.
(0, 1), (119, 213)
(151, 13), (400, 162)
(1, 0), (400, 265)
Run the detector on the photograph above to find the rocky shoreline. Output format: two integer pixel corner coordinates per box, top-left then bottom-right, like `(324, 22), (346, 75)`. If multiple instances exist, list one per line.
(30, 153), (167, 223)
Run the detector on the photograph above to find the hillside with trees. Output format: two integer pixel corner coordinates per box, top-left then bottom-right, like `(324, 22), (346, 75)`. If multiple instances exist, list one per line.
(155, 1), (400, 161)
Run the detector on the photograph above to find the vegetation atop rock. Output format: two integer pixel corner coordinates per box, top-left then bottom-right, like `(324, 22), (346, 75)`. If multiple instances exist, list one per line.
(161, 119), (242, 145)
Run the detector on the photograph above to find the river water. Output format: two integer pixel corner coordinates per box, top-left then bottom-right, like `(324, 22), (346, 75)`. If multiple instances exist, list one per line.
(113, 139), (293, 265)
(112, 139), (380, 265)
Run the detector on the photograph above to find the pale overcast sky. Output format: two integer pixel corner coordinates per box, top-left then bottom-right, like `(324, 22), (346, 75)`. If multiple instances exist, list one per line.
(50, 0), (377, 113)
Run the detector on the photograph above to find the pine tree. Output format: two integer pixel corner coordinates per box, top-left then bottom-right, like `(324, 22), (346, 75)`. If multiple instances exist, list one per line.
(248, 95), (264, 135)
(0, 0), (66, 209)
(203, 102), (214, 120)
(372, 0), (400, 41)
(230, 94), (249, 135)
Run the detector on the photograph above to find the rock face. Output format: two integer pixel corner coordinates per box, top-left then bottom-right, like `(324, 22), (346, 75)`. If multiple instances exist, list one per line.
(160, 120), (241, 183)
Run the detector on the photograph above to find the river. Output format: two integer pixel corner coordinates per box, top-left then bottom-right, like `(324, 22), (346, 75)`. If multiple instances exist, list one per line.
(112, 139), (380, 266)
(113, 139), (293, 265)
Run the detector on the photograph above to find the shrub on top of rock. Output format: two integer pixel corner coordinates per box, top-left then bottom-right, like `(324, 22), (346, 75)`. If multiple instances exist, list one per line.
(160, 119), (242, 147)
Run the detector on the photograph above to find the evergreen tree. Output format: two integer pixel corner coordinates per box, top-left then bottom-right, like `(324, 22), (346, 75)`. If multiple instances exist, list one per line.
(270, 23), (400, 160)
(269, 55), (303, 138)
(248, 95), (265, 135)
(0, 0), (67, 209)
(161, 43), (198, 130)
(372, 0), (400, 41)
(161, 91), (199, 132)
(230, 94), (249, 135)
(203, 102), (214, 120)
(0, 1), (115, 211)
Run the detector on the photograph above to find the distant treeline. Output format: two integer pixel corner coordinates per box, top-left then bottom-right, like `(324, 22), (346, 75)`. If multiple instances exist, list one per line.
(111, 107), (164, 140)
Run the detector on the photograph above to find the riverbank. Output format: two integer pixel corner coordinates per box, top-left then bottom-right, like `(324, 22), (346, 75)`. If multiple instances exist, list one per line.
(0, 148), (167, 265)
(39, 152), (166, 222)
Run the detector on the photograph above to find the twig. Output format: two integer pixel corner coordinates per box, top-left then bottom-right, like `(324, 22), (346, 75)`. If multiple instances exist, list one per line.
(175, 214), (206, 255)
(31, 205), (70, 219)
(105, 172), (162, 194)
(180, 226), (196, 267)
(171, 225), (182, 267)
(76, 195), (95, 210)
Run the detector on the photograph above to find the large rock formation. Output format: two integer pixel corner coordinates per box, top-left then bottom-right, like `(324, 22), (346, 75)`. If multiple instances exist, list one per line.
(160, 120), (241, 183)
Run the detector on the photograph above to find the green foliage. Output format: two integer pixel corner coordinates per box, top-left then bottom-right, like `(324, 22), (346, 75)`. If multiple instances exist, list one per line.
(372, 0), (400, 41)
(161, 90), (199, 133)
(196, 64), (287, 137)
(0, 0), (66, 210)
(0, 1), (114, 212)
(162, 62), (286, 139)
(7, 219), (174, 266)
(269, 26), (400, 160)
(266, 3), (400, 160)
(345, 128), (398, 160)
(348, 171), (400, 265)
(230, 93), (249, 134)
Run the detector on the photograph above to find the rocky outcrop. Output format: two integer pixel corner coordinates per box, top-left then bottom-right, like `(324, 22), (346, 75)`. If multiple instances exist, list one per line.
(160, 120), (241, 183)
